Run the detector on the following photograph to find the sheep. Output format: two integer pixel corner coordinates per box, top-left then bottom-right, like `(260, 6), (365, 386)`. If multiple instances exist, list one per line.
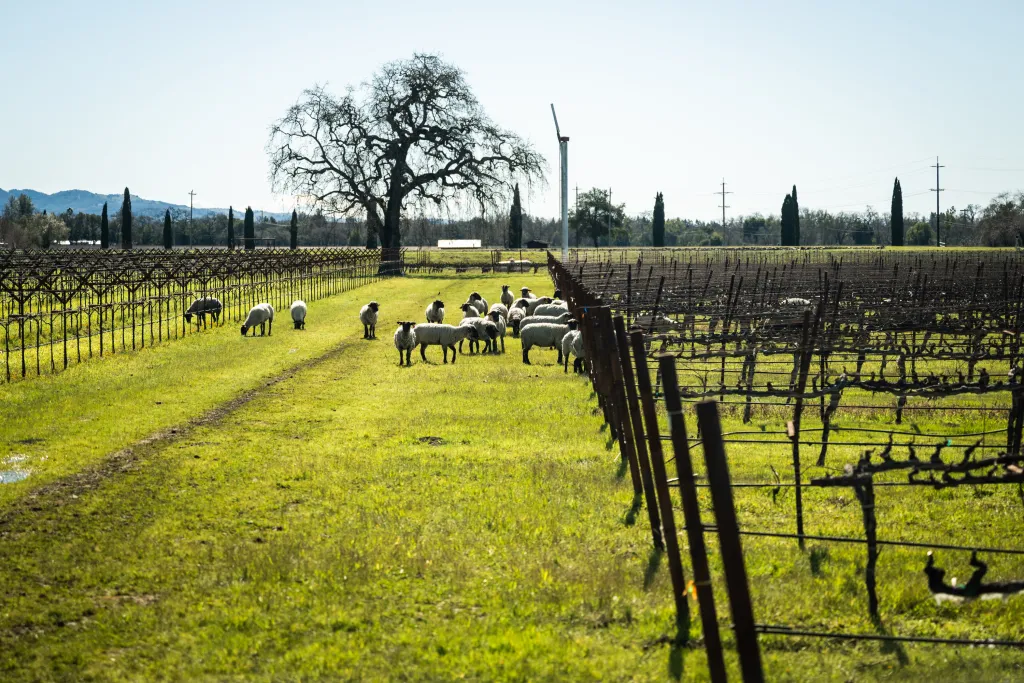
(394, 321), (417, 366)
(360, 301), (379, 339)
(488, 302), (508, 322)
(415, 323), (477, 364)
(500, 284), (514, 308)
(632, 313), (681, 334)
(518, 311), (572, 334)
(520, 286), (536, 300)
(525, 296), (554, 315)
(520, 322), (570, 365)
(468, 292), (489, 316)
(487, 310), (507, 353)
(508, 307), (527, 337)
(458, 317), (497, 354)
(241, 303), (274, 337)
(460, 302), (479, 319)
(781, 297), (812, 306)
(184, 297), (222, 328)
(533, 302), (569, 318)
(425, 299), (445, 323)
(290, 300), (307, 330)
(561, 320), (585, 373)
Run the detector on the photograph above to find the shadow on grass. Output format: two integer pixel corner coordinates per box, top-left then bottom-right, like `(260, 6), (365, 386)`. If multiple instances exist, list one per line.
(644, 548), (664, 590)
(872, 615), (909, 667)
(808, 545), (829, 577)
(623, 492), (642, 526)
(616, 456), (629, 479)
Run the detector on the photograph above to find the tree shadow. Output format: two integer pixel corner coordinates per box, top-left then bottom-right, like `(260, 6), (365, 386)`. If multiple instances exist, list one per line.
(644, 548), (664, 590)
(623, 492), (642, 526)
(808, 545), (829, 577)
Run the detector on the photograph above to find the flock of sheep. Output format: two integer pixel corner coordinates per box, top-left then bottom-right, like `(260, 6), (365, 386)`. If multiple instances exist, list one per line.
(180, 283), (586, 372)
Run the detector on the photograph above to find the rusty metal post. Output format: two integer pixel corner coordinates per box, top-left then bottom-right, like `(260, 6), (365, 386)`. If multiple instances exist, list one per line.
(598, 306), (642, 494)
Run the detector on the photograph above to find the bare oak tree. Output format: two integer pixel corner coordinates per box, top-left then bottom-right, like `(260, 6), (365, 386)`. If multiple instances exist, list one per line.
(268, 54), (546, 261)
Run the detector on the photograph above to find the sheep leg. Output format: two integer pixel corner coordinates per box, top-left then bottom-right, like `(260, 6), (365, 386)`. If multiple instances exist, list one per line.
(458, 339), (465, 354)
(420, 344), (428, 361)
(268, 319), (272, 337)
(564, 354), (569, 373)
(575, 358), (584, 374)
(449, 344), (456, 364)
(501, 337), (505, 353)
(557, 349), (563, 365)
(260, 322), (266, 337)
(522, 347), (530, 364)
(405, 348), (412, 365)
(363, 324), (368, 339)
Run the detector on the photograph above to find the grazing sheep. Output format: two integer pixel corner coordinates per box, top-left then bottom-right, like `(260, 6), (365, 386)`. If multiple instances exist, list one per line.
(520, 286), (536, 300)
(781, 297), (812, 306)
(184, 297), (222, 327)
(241, 303), (274, 337)
(500, 285), (514, 308)
(458, 317), (497, 354)
(425, 299), (445, 323)
(520, 322), (570, 365)
(394, 321), (417, 366)
(416, 323), (477, 363)
(561, 320), (585, 373)
(632, 313), (681, 334)
(519, 311), (572, 334)
(533, 302), (569, 318)
(290, 300), (307, 330)
(508, 307), (527, 337)
(488, 303), (508, 322)
(487, 310), (507, 353)
(468, 292), (489, 316)
(360, 301), (380, 339)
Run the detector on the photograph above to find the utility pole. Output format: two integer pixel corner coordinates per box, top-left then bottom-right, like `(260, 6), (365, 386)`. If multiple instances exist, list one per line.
(607, 188), (612, 246)
(718, 179), (732, 230)
(188, 190), (196, 247)
(931, 157), (944, 247)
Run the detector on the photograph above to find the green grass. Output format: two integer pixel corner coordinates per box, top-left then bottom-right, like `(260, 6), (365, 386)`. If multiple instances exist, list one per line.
(0, 273), (1022, 681)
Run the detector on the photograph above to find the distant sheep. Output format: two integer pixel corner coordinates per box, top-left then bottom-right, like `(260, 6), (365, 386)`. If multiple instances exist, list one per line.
(468, 292), (489, 316)
(360, 301), (379, 339)
(561, 320), (585, 373)
(781, 297), (812, 306)
(425, 299), (445, 323)
(241, 303), (274, 337)
(520, 286), (536, 300)
(487, 310), (507, 353)
(290, 300), (307, 330)
(394, 321), (417, 366)
(415, 323), (477, 364)
(184, 297), (222, 327)
(500, 285), (514, 308)
(508, 307), (527, 337)
(520, 322), (570, 364)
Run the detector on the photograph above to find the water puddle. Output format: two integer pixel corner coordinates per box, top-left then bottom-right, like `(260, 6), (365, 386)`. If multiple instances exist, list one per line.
(0, 470), (30, 483)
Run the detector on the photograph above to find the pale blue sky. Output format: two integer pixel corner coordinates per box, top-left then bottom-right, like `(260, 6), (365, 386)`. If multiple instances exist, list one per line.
(3, 0), (1023, 220)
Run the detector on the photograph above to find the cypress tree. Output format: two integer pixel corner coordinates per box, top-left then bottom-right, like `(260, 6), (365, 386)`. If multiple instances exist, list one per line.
(289, 209), (298, 250)
(891, 177), (904, 246)
(243, 206), (255, 250)
(227, 206), (235, 250)
(121, 187), (132, 249)
(163, 210), (173, 249)
(508, 183), (523, 248)
(652, 192), (665, 246)
(792, 185), (800, 245)
(100, 202), (109, 249)
(780, 194), (794, 245)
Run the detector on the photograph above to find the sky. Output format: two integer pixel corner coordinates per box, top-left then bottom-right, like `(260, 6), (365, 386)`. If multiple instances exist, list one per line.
(3, 0), (1023, 222)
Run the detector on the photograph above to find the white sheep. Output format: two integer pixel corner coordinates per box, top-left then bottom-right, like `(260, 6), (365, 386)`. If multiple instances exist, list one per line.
(488, 303), (508, 322)
(290, 300), (307, 330)
(425, 299), (445, 323)
(360, 301), (379, 339)
(525, 296), (553, 315)
(500, 284), (514, 308)
(486, 310), (507, 353)
(520, 322), (570, 365)
(561, 320), (585, 373)
(241, 303), (274, 337)
(460, 302), (479, 319)
(415, 323), (477, 363)
(520, 286), (536, 300)
(508, 307), (527, 337)
(781, 297), (812, 306)
(458, 317), (497, 354)
(518, 311), (572, 334)
(468, 292), (489, 316)
(632, 313), (680, 334)
(533, 302), (568, 318)
(394, 321), (417, 366)
(184, 297), (222, 328)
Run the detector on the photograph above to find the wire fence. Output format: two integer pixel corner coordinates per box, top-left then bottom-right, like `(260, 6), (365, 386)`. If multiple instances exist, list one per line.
(0, 247), (400, 382)
(548, 248), (1024, 681)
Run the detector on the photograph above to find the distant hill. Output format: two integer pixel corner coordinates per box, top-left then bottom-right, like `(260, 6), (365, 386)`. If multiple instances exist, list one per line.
(0, 188), (292, 222)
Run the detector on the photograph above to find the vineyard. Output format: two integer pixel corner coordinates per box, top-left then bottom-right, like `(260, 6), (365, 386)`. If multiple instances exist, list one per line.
(551, 248), (1024, 678)
(0, 248), (397, 382)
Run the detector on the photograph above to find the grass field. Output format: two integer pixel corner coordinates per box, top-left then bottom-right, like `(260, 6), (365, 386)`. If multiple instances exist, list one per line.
(1, 273), (1022, 681)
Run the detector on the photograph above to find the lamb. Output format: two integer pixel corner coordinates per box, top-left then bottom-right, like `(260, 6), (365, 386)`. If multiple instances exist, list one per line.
(425, 299), (445, 323)
(468, 292), (489, 316)
(518, 311), (572, 334)
(488, 303), (508, 322)
(561, 320), (585, 373)
(533, 302), (569, 318)
(500, 284), (514, 308)
(508, 307), (527, 337)
(415, 323), (477, 364)
(520, 322), (570, 365)
(184, 297), (222, 327)
(487, 310), (507, 353)
(360, 301), (379, 339)
(394, 321), (417, 366)
(458, 317), (497, 354)
(290, 300), (307, 330)
(241, 303), (274, 337)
